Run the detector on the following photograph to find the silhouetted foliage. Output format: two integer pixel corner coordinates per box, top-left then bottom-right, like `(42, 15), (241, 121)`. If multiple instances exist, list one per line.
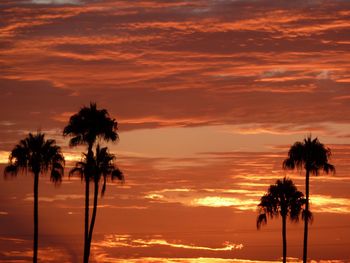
(70, 145), (124, 194)
(64, 103), (118, 263)
(63, 102), (118, 148)
(283, 135), (335, 263)
(257, 177), (305, 263)
(70, 145), (123, 251)
(4, 132), (64, 263)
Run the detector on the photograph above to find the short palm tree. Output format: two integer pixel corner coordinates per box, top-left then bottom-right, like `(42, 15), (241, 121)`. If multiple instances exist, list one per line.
(257, 177), (305, 263)
(70, 145), (123, 254)
(4, 133), (64, 263)
(63, 103), (118, 263)
(283, 136), (335, 263)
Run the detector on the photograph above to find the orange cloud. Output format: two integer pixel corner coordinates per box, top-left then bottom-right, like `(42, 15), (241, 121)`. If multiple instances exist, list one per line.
(94, 234), (243, 251)
(91, 256), (280, 263)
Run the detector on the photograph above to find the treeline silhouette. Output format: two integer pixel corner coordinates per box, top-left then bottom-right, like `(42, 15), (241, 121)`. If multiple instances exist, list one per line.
(3, 103), (335, 263)
(4, 103), (124, 263)
(257, 136), (335, 263)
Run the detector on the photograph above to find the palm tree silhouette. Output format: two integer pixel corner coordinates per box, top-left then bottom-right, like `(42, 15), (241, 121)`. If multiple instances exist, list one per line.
(70, 145), (124, 255)
(283, 135), (335, 263)
(257, 177), (305, 263)
(63, 103), (118, 263)
(4, 133), (64, 263)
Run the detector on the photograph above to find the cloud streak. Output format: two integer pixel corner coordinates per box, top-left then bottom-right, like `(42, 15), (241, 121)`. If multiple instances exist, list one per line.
(0, 0), (350, 135)
(94, 234), (243, 251)
(1, 1), (350, 261)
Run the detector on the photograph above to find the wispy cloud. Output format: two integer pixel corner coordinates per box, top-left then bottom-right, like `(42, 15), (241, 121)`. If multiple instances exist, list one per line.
(90, 256), (283, 263)
(24, 194), (84, 202)
(1, 0), (350, 135)
(143, 187), (350, 214)
(1, 1), (350, 261)
(29, 0), (82, 4)
(94, 234), (243, 251)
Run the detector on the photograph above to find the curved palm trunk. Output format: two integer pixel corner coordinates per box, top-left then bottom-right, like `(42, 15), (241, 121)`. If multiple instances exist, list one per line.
(83, 176), (90, 263)
(33, 172), (39, 263)
(282, 215), (287, 263)
(83, 145), (93, 263)
(87, 181), (99, 259)
(303, 170), (310, 263)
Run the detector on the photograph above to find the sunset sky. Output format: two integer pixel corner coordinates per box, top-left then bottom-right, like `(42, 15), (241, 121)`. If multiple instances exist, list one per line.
(1, 0), (350, 262)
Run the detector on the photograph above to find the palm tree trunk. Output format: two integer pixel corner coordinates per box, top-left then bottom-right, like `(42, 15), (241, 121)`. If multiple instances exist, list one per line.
(282, 215), (287, 263)
(87, 181), (99, 259)
(33, 172), (39, 263)
(83, 176), (90, 263)
(83, 144), (93, 263)
(303, 169), (310, 263)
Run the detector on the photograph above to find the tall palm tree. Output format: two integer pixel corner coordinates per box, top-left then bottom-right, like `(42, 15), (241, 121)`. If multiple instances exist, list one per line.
(4, 133), (64, 263)
(70, 145), (124, 255)
(257, 177), (305, 263)
(63, 103), (118, 263)
(283, 136), (335, 263)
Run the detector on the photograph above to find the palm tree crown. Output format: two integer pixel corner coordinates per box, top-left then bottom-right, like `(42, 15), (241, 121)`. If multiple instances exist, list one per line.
(282, 135), (334, 263)
(63, 102), (118, 147)
(70, 144), (123, 258)
(95, 145), (124, 196)
(283, 136), (335, 175)
(5, 132), (64, 182)
(257, 177), (305, 228)
(4, 132), (64, 263)
(257, 177), (305, 263)
(63, 103), (118, 263)
(70, 145), (124, 193)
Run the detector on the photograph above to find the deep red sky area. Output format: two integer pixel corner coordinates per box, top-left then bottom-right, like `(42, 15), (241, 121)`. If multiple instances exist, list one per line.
(0, 0), (350, 262)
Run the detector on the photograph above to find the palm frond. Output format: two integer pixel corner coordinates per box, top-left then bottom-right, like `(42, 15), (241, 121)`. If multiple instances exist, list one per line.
(302, 209), (313, 224)
(112, 168), (124, 182)
(51, 169), (62, 185)
(4, 132), (65, 183)
(4, 164), (19, 177)
(257, 177), (304, 229)
(323, 163), (335, 174)
(63, 103), (118, 148)
(257, 213), (267, 229)
(283, 135), (335, 176)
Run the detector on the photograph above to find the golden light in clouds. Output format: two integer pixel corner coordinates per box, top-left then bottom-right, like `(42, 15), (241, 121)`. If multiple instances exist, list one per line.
(143, 188), (350, 214)
(311, 195), (350, 214)
(0, 150), (82, 164)
(94, 258), (343, 263)
(145, 193), (165, 200)
(1, 0), (350, 261)
(61, 151), (83, 163)
(94, 234), (243, 251)
(191, 196), (257, 210)
(92, 256), (280, 263)
(0, 151), (9, 164)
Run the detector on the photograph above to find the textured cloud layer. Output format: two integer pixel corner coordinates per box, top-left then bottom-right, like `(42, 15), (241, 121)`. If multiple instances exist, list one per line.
(0, 0), (350, 142)
(1, 1), (350, 262)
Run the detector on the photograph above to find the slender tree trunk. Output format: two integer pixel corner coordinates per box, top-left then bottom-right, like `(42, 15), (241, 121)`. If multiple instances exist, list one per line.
(83, 175), (90, 263)
(282, 215), (287, 263)
(303, 169), (310, 263)
(83, 145), (93, 263)
(87, 181), (99, 259)
(33, 172), (39, 263)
